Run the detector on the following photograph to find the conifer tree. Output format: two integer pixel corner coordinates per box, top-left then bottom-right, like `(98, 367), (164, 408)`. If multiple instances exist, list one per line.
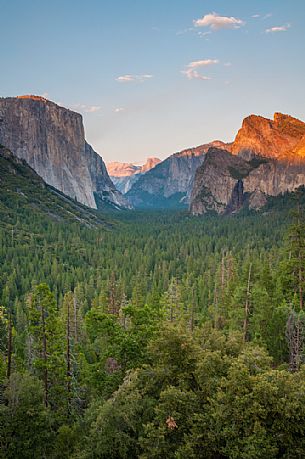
(27, 283), (64, 407)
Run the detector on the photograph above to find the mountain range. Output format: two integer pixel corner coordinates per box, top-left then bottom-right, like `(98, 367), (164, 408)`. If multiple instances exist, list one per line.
(125, 141), (231, 208)
(0, 95), (305, 215)
(107, 157), (161, 194)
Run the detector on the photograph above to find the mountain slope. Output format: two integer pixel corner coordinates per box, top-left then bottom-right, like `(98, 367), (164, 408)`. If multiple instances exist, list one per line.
(191, 113), (305, 215)
(0, 95), (129, 210)
(0, 145), (109, 227)
(126, 141), (230, 208)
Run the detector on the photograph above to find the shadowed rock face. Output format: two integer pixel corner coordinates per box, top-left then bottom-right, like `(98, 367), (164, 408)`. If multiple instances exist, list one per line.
(190, 114), (305, 215)
(190, 113), (305, 215)
(0, 96), (129, 209)
(126, 141), (231, 208)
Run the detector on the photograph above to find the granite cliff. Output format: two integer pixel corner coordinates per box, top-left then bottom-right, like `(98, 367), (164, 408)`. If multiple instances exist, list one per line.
(0, 95), (129, 209)
(190, 113), (305, 215)
(126, 141), (230, 208)
(232, 113), (305, 160)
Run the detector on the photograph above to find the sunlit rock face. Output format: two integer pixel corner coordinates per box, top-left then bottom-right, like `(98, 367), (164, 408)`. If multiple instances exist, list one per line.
(231, 113), (305, 161)
(0, 95), (129, 209)
(107, 157), (161, 194)
(190, 113), (305, 215)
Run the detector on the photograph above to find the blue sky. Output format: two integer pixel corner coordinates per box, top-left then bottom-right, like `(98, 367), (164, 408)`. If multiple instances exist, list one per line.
(1, 0), (305, 163)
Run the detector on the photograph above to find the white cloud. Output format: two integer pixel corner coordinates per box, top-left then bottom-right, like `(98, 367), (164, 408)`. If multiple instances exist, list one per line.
(183, 70), (211, 80)
(224, 62), (232, 67)
(116, 74), (153, 83)
(266, 24), (290, 33)
(114, 107), (125, 113)
(85, 105), (101, 113)
(182, 59), (218, 80)
(194, 12), (245, 30)
(188, 59), (219, 68)
(252, 14), (260, 18)
(72, 104), (101, 113)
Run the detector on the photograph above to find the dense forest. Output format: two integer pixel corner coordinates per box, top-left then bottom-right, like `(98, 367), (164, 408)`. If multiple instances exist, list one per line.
(0, 189), (304, 458)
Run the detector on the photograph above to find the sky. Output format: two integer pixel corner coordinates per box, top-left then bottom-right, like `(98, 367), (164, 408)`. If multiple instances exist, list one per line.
(1, 0), (305, 164)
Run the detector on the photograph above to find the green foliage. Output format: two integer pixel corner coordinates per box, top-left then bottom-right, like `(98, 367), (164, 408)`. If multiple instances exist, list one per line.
(0, 183), (304, 457)
(81, 326), (305, 459)
(0, 372), (54, 458)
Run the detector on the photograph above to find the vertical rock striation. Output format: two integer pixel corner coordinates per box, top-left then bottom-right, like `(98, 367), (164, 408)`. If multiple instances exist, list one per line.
(126, 141), (231, 208)
(0, 96), (129, 209)
(190, 113), (305, 215)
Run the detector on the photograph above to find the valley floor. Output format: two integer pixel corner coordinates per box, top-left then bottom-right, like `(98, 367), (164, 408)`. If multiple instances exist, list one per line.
(0, 193), (304, 458)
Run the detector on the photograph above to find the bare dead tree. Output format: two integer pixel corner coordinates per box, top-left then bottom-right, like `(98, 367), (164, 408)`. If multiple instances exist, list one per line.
(286, 310), (305, 371)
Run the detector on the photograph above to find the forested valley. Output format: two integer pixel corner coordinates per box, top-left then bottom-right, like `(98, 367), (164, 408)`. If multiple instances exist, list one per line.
(0, 190), (304, 458)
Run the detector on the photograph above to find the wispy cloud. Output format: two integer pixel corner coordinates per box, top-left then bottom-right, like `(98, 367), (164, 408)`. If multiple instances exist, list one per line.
(72, 104), (101, 113)
(116, 74), (153, 83)
(266, 24), (290, 33)
(252, 13), (273, 20)
(197, 31), (212, 38)
(85, 105), (102, 113)
(176, 27), (194, 36)
(194, 12), (245, 30)
(182, 59), (218, 80)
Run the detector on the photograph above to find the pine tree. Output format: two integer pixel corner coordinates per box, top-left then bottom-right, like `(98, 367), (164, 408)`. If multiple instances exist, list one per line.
(283, 204), (305, 370)
(27, 283), (64, 407)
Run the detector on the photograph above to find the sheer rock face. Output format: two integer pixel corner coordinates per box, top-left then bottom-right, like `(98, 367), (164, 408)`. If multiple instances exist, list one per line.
(190, 146), (305, 215)
(141, 157), (161, 173)
(190, 113), (305, 215)
(0, 96), (129, 209)
(126, 141), (231, 208)
(231, 113), (305, 161)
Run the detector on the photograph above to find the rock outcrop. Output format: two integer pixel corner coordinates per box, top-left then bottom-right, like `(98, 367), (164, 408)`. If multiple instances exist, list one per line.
(108, 157), (161, 194)
(0, 95), (129, 209)
(126, 141), (231, 208)
(232, 113), (305, 161)
(190, 113), (305, 215)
